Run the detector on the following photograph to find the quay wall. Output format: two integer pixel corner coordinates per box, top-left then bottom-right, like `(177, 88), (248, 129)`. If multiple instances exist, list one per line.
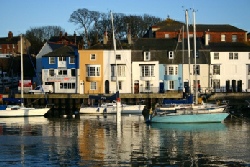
(2, 92), (250, 116)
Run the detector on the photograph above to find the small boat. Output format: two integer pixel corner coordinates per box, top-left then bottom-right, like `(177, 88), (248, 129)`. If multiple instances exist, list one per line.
(0, 35), (50, 117)
(80, 97), (145, 114)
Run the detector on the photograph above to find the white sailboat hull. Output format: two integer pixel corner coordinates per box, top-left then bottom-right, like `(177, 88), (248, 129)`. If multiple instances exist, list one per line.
(0, 107), (50, 117)
(80, 104), (145, 114)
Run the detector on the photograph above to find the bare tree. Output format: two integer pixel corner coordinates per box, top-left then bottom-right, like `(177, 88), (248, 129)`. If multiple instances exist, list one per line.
(25, 26), (65, 54)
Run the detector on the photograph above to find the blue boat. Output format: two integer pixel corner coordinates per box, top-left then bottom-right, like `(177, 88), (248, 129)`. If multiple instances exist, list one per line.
(146, 112), (229, 123)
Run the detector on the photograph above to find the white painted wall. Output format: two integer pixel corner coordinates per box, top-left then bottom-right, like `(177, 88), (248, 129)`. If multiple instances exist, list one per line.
(211, 51), (250, 92)
(103, 50), (132, 93)
(132, 61), (159, 93)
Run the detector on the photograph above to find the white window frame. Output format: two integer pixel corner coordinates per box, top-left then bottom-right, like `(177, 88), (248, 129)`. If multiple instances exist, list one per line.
(193, 65), (200, 75)
(214, 53), (219, 60)
(145, 81), (150, 90)
(69, 56), (75, 64)
(221, 34), (226, 41)
(87, 65), (100, 77)
(144, 51), (150, 61)
(229, 53), (233, 59)
(90, 82), (97, 90)
(232, 34), (237, 42)
(234, 53), (238, 59)
(165, 34), (170, 38)
(141, 65), (154, 77)
(169, 80), (174, 90)
(169, 51), (174, 59)
(90, 54), (96, 60)
(49, 57), (55, 64)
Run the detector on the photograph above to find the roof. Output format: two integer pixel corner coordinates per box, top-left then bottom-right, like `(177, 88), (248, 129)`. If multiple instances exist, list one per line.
(154, 21), (246, 32)
(0, 36), (20, 44)
(209, 42), (250, 52)
(43, 45), (77, 57)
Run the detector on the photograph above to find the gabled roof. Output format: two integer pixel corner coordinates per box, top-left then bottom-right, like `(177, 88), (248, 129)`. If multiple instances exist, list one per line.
(0, 36), (19, 44)
(209, 42), (250, 52)
(43, 45), (77, 57)
(154, 21), (246, 32)
(132, 38), (178, 50)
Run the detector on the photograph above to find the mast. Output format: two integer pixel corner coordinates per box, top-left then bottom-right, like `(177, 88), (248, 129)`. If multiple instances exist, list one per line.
(110, 11), (121, 122)
(193, 10), (198, 104)
(185, 10), (191, 95)
(20, 34), (24, 107)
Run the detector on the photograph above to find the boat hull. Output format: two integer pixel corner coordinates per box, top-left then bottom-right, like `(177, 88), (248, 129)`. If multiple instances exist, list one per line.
(147, 112), (229, 123)
(80, 105), (145, 114)
(0, 107), (50, 117)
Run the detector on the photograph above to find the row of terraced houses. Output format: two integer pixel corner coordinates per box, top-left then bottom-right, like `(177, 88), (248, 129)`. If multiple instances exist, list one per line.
(1, 19), (250, 94)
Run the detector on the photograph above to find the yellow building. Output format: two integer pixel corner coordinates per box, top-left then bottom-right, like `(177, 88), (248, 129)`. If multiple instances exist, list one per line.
(78, 50), (104, 94)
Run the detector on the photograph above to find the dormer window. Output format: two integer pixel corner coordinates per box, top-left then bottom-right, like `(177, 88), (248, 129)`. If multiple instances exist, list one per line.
(144, 51), (150, 61)
(169, 51), (174, 59)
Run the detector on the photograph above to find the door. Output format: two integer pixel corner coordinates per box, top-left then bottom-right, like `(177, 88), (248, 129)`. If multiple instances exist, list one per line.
(80, 81), (84, 94)
(134, 83), (139, 94)
(105, 80), (109, 94)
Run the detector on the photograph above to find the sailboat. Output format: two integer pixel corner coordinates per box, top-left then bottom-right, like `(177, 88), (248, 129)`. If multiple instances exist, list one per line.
(0, 34), (50, 117)
(145, 10), (229, 123)
(79, 11), (145, 115)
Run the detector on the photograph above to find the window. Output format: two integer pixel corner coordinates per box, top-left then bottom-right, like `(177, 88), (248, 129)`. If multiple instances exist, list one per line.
(69, 56), (75, 64)
(118, 81), (122, 90)
(169, 51), (174, 59)
(175, 67), (178, 75)
(87, 66), (100, 77)
(234, 53), (238, 59)
(229, 53), (233, 59)
(193, 65), (200, 75)
(248, 80), (250, 89)
(214, 53), (219, 60)
(12, 44), (15, 49)
(71, 69), (76, 76)
(165, 34), (170, 38)
(213, 79), (220, 89)
(111, 65), (126, 77)
(49, 69), (54, 76)
(232, 34), (237, 42)
(141, 65), (154, 77)
(90, 82), (97, 90)
(90, 54), (96, 60)
(221, 34), (225, 41)
(144, 51), (150, 61)
(207, 34), (211, 41)
(168, 67), (174, 75)
(169, 80), (174, 90)
(59, 83), (75, 89)
(59, 57), (66, 61)
(145, 81), (150, 90)
(58, 69), (67, 75)
(116, 54), (121, 60)
(249, 53), (250, 59)
(49, 57), (55, 64)
(248, 65), (250, 75)
(213, 65), (220, 75)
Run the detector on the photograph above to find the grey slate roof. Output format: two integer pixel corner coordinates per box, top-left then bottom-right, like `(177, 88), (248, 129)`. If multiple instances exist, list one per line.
(0, 36), (19, 44)
(209, 42), (250, 52)
(43, 45), (77, 57)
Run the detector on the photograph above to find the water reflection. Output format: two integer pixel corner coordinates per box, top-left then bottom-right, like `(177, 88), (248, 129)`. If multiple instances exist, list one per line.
(0, 115), (249, 166)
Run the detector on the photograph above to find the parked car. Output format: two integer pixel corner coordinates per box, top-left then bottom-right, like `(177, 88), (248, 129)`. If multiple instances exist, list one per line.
(29, 85), (53, 94)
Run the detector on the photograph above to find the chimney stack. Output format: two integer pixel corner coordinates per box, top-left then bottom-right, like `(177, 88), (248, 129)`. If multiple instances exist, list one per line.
(103, 30), (108, 44)
(8, 31), (13, 39)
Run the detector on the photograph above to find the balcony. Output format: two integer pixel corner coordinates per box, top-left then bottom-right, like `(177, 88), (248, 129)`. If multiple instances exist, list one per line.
(111, 76), (126, 81)
(86, 76), (101, 82)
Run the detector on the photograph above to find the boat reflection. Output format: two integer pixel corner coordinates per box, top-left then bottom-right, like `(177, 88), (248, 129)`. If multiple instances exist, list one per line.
(148, 122), (227, 132)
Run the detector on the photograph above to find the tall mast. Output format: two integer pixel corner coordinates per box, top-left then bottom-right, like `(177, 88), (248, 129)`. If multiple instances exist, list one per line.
(193, 10), (198, 104)
(20, 34), (24, 107)
(185, 10), (191, 95)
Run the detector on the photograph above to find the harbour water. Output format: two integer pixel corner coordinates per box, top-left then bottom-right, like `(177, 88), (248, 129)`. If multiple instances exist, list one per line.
(0, 114), (250, 166)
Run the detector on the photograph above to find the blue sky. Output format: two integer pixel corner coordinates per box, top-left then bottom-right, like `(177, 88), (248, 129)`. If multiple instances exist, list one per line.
(1, 0), (249, 37)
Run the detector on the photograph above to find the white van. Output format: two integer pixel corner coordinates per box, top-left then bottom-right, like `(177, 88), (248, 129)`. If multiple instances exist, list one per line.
(29, 85), (53, 94)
